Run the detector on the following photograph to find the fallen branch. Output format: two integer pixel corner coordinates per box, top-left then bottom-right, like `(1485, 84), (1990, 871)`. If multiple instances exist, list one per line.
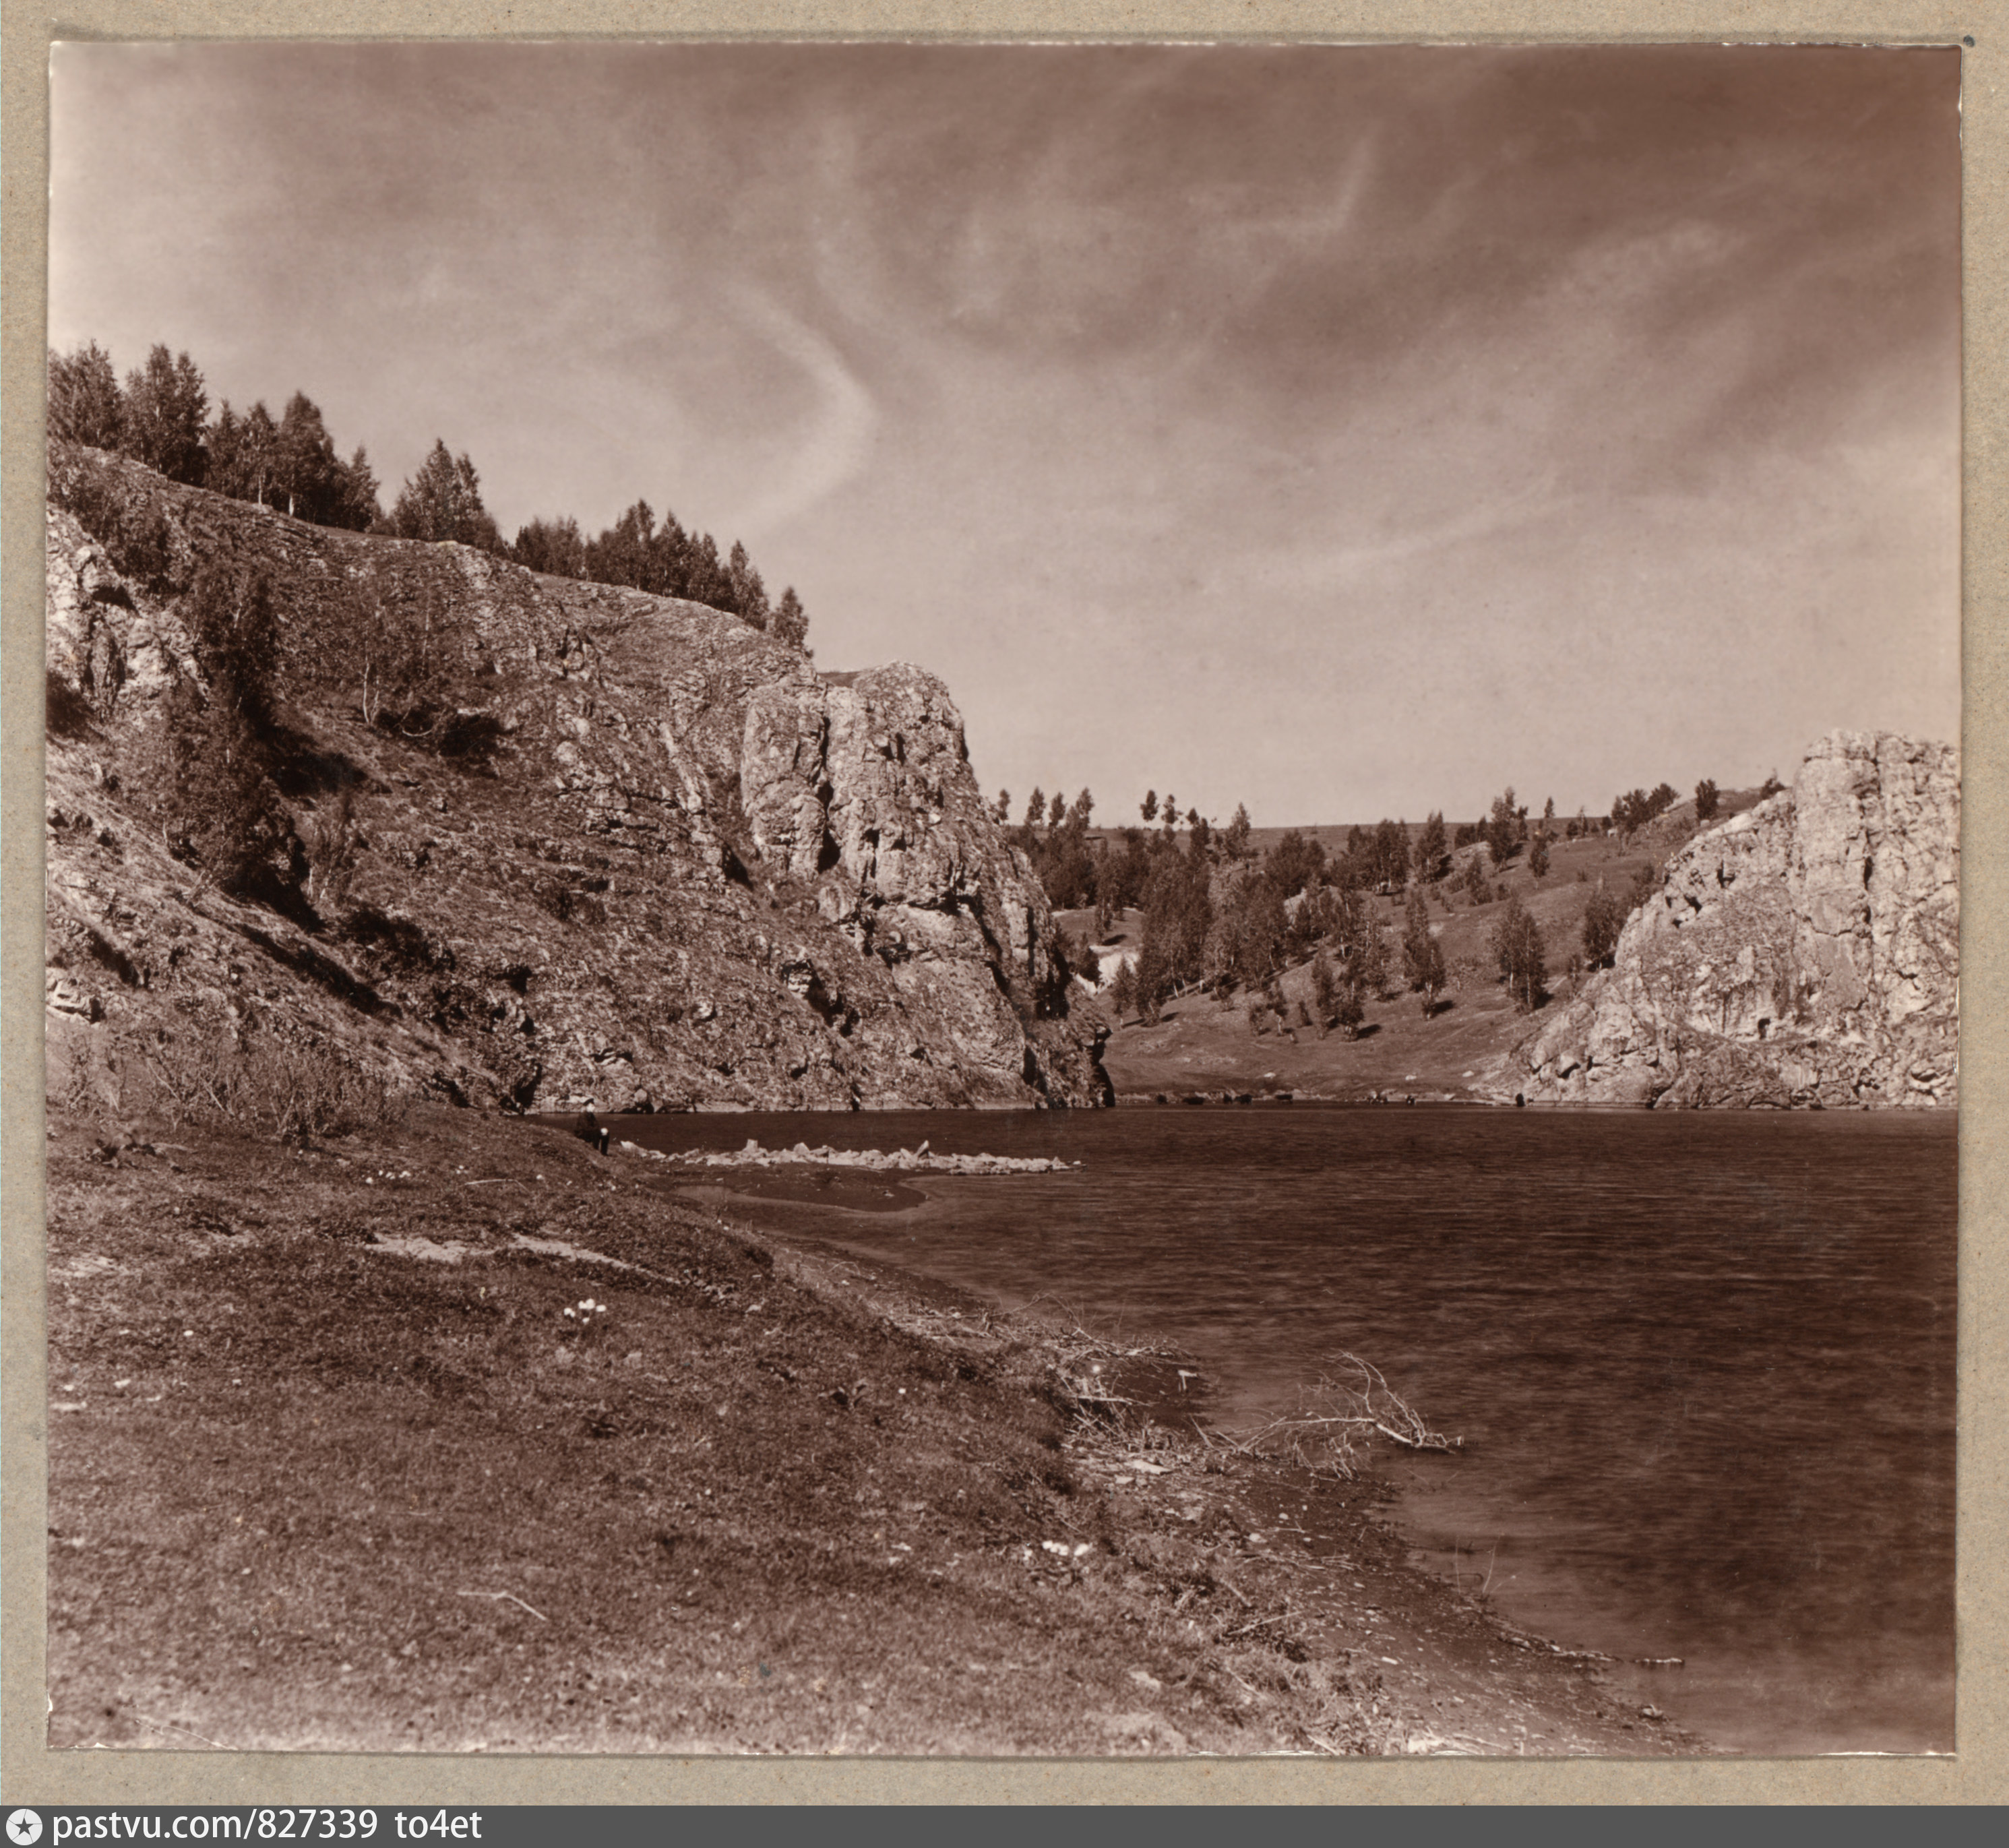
(1227, 1354), (1460, 1481)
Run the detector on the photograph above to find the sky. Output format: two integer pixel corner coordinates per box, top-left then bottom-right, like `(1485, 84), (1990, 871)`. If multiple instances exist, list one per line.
(48, 42), (1962, 826)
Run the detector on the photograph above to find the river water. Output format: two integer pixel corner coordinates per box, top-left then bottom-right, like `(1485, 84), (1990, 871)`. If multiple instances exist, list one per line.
(614, 1105), (1956, 1756)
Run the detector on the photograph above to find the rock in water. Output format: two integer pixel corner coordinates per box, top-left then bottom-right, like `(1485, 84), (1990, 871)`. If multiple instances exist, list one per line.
(1512, 731), (1958, 1108)
(42, 445), (1109, 1115)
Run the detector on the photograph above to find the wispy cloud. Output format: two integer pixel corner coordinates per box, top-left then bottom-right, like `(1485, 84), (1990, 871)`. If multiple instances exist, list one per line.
(722, 285), (878, 539)
(1278, 474), (1567, 588)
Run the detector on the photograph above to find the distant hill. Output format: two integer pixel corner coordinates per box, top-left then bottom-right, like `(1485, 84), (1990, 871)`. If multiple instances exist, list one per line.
(1070, 743), (1952, 1110)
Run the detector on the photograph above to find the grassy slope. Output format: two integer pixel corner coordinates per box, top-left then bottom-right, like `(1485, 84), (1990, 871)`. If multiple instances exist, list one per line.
(44, 1105), (1689, 1757)
(1069, 814), (1736, 1103)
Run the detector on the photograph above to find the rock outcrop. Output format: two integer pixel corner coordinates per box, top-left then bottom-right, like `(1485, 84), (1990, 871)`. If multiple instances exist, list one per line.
(1511, 731), (1958, 1107)
(43, 447), (1108, 1117)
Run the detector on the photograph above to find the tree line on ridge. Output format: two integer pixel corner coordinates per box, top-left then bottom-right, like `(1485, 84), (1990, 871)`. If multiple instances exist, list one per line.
(47, 340), (808, 648)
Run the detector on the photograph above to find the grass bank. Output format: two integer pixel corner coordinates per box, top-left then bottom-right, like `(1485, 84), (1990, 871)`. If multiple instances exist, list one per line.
(45, 1103), (1699, 1756)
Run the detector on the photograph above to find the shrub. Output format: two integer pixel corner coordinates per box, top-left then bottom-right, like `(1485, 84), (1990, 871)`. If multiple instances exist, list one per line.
(47, 670), (94, 738)
(302, 784), (363, 914)
(142, 1029), (405, 1143)
(48, 448), (181, 592)
(148, 681), (297, 899)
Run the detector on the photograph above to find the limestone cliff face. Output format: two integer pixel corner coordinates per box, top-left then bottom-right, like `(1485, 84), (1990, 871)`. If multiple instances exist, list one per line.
(1512, 731), (1958, 1108)
(44, 449), (1107, 1117)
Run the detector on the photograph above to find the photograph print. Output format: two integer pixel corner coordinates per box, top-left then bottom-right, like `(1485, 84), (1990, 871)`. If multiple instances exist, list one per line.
(42, 40), (1960, 1757)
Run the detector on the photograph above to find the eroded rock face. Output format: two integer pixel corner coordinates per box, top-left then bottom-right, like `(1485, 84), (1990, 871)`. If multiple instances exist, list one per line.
(44, 507), (197, 715)
(1512, 731), (1958, 1108)
(43, 451), (1107, 1117)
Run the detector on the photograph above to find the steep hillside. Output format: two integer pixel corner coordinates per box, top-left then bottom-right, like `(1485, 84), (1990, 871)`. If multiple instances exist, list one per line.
(44, 445), (1108, 1118)
(1508, 731), (1958, 1108)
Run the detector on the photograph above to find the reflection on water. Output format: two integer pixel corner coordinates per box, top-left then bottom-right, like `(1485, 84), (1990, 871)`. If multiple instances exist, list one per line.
(615, 1105), (1956, 1756)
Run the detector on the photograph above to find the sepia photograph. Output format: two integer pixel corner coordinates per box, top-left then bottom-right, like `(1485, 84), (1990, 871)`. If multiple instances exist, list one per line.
(40, 38), (1960, 1760)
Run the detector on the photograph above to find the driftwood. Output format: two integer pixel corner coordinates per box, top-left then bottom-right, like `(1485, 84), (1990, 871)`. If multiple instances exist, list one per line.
(1233, 1353), (1460, 1481)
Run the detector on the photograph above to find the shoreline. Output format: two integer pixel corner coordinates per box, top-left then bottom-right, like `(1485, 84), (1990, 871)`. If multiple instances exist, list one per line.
(44, 1101), (1708, 1757)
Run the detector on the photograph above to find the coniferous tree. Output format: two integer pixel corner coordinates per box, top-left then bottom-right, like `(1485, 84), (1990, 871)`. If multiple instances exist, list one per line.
(160, 562), (293, 894)
(1107, 957), (1138, 1021)
(1415, 811), (1449, 883)
(1485, 787), (1520, 868)
(684, 532), (731, 608)
(1309, 944), (1339, 1035)
(1400, 886), (1432, 985)
(123, 346), (210, 483)
(220, 401), (280, 507)
(1401, 886), (1448, 1016)
(1224, 873), (1288, 991)
(727, 540), (772, 629)
(48, 342), (125, 448)
(386, 440), (503, 551)
(771, 586), (809, 650)
(1223, 803), (1252, 859)
(332, 447), (383, 531)
(271, 394), (345, 522)
(585, 499), (656, 590)
(1266, 829), (1326, 898)
(273, 392), (342, 522)
(1373, 818), (1411, 890)
(204, 401), (248, 497)
(1357, 911), (1389, 997)
(1133, 847), (1212, 1012)
(1694, 778), (1721, 822)
(513, 515), (588, 578)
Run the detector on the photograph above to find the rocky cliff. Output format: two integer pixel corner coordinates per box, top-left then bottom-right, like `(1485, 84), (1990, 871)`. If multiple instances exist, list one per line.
(1510, 731), (1958, 1108)
(44, 447), (1108, 1118)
